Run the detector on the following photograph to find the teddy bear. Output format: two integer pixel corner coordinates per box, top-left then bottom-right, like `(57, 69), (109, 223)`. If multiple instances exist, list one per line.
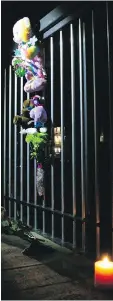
(12, 17), (47, 93)
(13, 95), (47, 130)
(13, 99), (34, 128)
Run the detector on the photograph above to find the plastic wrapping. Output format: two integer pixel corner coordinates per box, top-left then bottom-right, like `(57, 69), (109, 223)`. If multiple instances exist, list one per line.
(24, 75), (47, 93)
(36, 164), (45, 196)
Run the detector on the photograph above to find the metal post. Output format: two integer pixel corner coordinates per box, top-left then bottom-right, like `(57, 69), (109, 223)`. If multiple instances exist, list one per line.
(60, 30), (64, 244)
(82, 23), (88, 217)
(34, 159), (37, 229)
(20, 77), (23, 221)
(106, 3), (113, 257)
(70, 24), (76, 248)
(3, 69), (6, 208)
(79, 19), (86, 252)
(42, 47), (46, 235)
(50, 36), (54, 239)
(27, 92), (30, 226)
(8, 65), (12, 218)
(92, 11), (100, 258)
(14, 74), (17, 220)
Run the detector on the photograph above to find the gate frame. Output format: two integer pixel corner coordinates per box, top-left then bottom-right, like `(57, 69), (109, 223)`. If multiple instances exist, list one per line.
(3, 2), (113, 258)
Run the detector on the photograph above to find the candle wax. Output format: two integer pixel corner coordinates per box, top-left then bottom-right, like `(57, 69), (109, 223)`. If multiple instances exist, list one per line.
(95, 259), (113, 288)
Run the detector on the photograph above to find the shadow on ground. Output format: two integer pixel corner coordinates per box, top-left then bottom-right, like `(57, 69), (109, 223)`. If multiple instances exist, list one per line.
(1, 234), (113, 300)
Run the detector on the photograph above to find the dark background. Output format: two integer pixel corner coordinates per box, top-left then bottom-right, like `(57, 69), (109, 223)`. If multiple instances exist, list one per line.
(1, 1), (60, 69)
(1, 1), (88, 69)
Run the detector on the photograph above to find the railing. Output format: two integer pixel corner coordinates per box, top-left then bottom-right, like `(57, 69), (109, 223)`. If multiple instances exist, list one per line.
(3, 2), (113, 259)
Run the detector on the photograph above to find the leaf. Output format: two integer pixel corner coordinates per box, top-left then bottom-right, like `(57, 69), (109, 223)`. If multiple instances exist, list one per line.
(25, 132), (48, 161)
(1, 220), (10, 227)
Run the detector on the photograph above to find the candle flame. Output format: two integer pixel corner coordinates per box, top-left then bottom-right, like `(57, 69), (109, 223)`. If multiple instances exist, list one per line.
(103, 256), (109, 263)
(95, 255), (113, 270)
(100, 256), (113, 268)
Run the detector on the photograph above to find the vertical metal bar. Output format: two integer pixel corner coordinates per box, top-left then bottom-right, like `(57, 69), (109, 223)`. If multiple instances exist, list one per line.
(70, 24), (76, 248)
(79, 19), (86, 252)
(50, 36), (54, 239)
(27, 92), (30, 226)
(82, 23), (88, 216)
(106, 3), (113, 257)
(60, 30), (64, 244)
(14, 74), (17, 220)
(92, 11), (100, 258)
(34, 159), (37, 229)
(20, 77), (23, 221)
(8, 65), (12, 218)
(4, 69), (6, 208)
(42, 47), (46, 234)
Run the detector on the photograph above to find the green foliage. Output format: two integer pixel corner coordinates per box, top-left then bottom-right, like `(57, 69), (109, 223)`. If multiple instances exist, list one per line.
(25, 132), (48, 162)
(1, 217), (32, 236)
(15, 67), (26, 77)
(13, 58), (26, 77)
(13, 58), (23, 65)
(1, 219), (10, 228)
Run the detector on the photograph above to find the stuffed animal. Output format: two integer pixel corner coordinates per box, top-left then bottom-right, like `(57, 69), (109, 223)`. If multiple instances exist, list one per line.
(12, 17), (47, 93)
(13, 99), (34, 128)
(29, 95), (47, 128)
(13, 17), (32, 44)
(29, 105), (47, 128)
(13, 17), (42, 60)
(13, 95), (46, 129)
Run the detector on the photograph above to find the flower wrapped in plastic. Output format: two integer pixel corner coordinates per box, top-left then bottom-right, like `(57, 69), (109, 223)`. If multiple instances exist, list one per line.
(36, 163), (45, 196)
(25, 132), (48, 196)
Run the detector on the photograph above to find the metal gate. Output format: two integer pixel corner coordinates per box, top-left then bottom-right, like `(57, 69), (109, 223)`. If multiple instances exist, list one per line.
(3, 2), (113, 259)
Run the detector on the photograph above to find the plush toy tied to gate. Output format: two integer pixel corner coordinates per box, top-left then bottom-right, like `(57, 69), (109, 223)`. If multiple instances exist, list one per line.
(13, 17), (32, 44)
(13, 99), (34, 128)
(12, 17), (47, 93)
(30, 95), (47, 129)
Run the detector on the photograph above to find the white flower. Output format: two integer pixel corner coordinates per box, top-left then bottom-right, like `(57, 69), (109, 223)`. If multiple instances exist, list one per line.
(26, 128), (37, 134)
(40, 127), (47, 133)
(19, 128), (37, 134)
(19, 129), (27, 134)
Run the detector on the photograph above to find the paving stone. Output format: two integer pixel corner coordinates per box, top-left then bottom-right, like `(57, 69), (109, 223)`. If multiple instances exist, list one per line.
(1, 234), (113, 300)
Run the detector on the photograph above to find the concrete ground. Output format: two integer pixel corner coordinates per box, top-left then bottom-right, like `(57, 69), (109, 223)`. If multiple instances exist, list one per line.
(1, 233), (113, 300)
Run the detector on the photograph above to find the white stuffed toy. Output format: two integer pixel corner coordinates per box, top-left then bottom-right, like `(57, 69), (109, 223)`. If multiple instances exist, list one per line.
(13, 17), (32, 44)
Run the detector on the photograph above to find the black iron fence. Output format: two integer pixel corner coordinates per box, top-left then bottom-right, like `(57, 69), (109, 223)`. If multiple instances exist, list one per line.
(3, 2), (113, 259)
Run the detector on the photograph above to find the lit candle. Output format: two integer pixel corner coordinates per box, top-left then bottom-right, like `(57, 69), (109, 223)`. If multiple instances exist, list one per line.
(95, 256), (113, 288)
